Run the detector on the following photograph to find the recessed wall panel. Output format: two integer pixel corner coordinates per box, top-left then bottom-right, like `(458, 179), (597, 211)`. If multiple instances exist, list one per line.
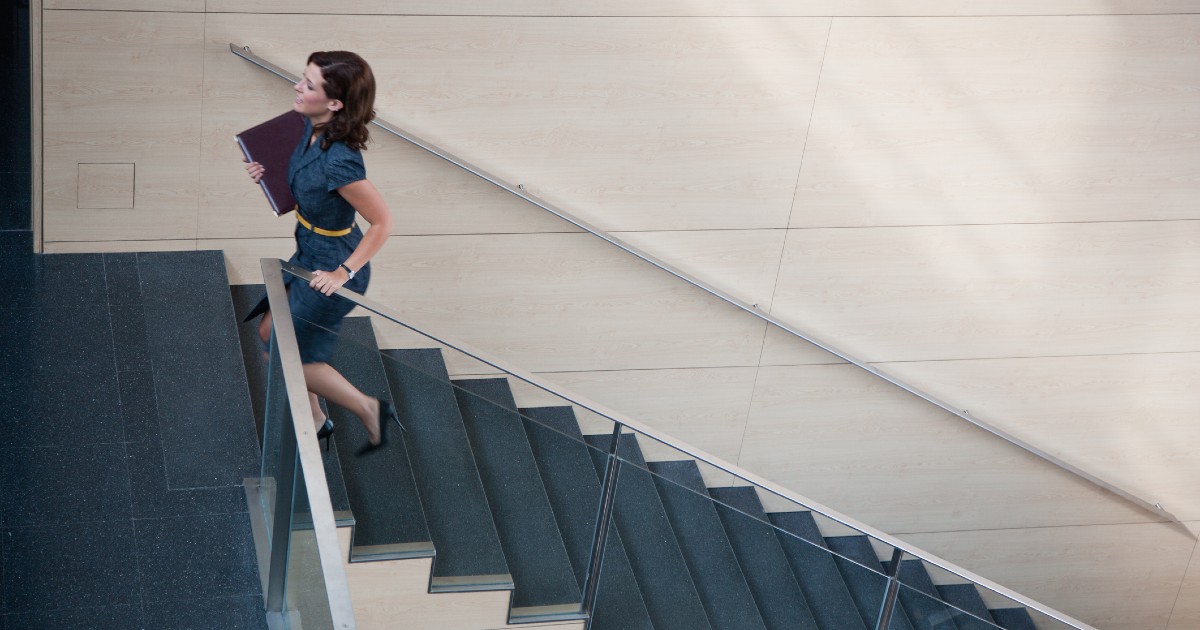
(739, 363), (1153, 532)
(42, 10), (203, 242)
(765, 221), (1200, 363)
(880, 353), (1200, 522)
(792, 15), (1200, 228)
(901, 522), (1195, 629)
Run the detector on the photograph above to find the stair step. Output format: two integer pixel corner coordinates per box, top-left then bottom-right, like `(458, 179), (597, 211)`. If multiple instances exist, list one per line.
(329, 319), (433, 560)
(451, 378), (583, 621)
(584, 433), (712, 630)
(886, 559), (962, 630)
(936, 583), (1003, 624)
(521, 406), (653, 630)
(708, 487), (820, 630)
(768, 512), (869, 630)
(937, 584), (994, 624)
(379, 348), (509, 588)
(990, 608), (1037, 630)
(648, 461), (767, 630)
(137, 251), (259, 489)
(231, 284), (352, 522)
(824, 536), (915, 630)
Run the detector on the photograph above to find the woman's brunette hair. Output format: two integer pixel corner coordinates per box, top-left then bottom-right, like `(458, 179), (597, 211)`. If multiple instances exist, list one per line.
(308, 51), (376, 151)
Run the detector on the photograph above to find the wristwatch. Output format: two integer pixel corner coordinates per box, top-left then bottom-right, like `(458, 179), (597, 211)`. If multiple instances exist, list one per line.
(339, 263), (356, 280)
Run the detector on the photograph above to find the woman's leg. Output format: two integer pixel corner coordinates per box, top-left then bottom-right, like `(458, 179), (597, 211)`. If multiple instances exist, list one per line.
(257, 311), (273, 348)
(303, 362), (381, 444)
(309, 392), (327, 426)
(260, 312), (328, 429)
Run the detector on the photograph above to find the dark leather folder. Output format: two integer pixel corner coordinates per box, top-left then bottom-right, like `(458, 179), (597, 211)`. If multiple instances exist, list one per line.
(236, 111), (306, 216)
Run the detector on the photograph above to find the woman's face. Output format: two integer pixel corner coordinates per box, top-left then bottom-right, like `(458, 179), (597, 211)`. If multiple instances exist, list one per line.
(294, 63), (341, 123)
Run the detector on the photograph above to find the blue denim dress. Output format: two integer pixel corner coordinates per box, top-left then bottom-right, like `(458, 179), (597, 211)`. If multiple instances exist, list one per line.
(255, 118), (372, 364)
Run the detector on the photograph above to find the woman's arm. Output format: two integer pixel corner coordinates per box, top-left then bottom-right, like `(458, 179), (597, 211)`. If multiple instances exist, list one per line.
(309, 178), (393, 296)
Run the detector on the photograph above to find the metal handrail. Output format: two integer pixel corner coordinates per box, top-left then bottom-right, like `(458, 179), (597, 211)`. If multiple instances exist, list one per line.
(229, 42), (1182, 530)
(274, 258), (1097, 629)
(261, 259), (356, 628)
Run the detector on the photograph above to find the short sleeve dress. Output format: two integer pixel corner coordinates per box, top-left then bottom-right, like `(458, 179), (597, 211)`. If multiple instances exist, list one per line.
(252, 117), (373, 364)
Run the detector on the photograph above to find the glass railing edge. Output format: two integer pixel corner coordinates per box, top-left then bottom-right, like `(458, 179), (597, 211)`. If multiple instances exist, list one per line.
(262, 258), (356, 629)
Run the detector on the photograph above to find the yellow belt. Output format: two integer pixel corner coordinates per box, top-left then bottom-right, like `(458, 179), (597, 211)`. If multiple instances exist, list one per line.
(296, 209), (353, 237)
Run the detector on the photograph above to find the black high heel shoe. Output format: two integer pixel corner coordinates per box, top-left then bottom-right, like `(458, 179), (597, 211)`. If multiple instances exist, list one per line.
(316, 418), (335, 452)
(355, 399), (404, 456)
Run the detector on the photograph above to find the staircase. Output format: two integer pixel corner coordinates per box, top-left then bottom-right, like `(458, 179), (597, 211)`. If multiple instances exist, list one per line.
(231, 285), (1041, 630)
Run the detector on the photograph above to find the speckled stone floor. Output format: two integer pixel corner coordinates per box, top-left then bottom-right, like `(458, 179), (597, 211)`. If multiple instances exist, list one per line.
(0, 6), (266, 621)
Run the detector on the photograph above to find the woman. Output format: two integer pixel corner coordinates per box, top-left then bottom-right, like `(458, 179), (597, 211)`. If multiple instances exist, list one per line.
(245, 50), (398, 453)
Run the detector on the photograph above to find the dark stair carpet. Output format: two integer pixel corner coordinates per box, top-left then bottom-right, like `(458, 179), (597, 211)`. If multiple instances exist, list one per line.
(2, 244), (265, 628)
(137, 251), (259, 489)
(648, 461), (768, 630)
(230, 284), (352, 521)
(990, 608), (1038, 630)
(885, 559), (962, 630)
(708, 486), (821, 630)
(327, 319), (432, 559)
(451, 378), (583, 621)
(937, 584), (995, 626)
(824, 535), (915, 630)
(521, 406), (653, 630)
(768, 511), (869, 630)
(584, 433), (712, 630)
(379, 349), (509, 589)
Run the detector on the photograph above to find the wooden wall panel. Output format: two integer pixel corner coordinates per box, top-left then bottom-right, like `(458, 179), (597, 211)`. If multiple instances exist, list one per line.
(46, 0), (202, 9)
(1168, 539), (1200, 629)
(204, 15), (828, 233)
(738, 364), (1153, 533)
(758, 318), (857, 367)
(42, 10), (203, 243)
(43, 239), (197, 254)
(765, 222), (1200, 363)
(791, 15), (1200, 228)
(397, 16), (826, 233)
(202, 15), (573, 239)
(901, 522), (1196, 630)
(614, 229), (788, 312)
(206, 1), (1200, 17)
(220, 232), (769, 372)
(879, 353), (1200, 521)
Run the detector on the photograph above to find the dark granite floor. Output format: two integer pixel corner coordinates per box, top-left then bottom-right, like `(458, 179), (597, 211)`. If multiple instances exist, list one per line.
(0, 235), (267, 630)
(1, 8), (266, 624)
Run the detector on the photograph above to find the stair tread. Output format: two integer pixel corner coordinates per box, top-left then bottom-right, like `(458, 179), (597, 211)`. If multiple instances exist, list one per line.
(521, 406), (654, 630)
(138, 251), (258, 489)
(329, 320), (432, 556)
(990, 608), (1037, 630)
(379, 348), (509, 582)
(708, 487), (820, 630)
(887, 559), (964, 630)
(825, 536), (915, 630)
(769, 512), (869, 630)
(938, 584), (997, 629)
(584, 433), (712, 630)
(231, 283), (352, 518)
(452, 378), (582, 613)
(648, 461), (768, 630)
